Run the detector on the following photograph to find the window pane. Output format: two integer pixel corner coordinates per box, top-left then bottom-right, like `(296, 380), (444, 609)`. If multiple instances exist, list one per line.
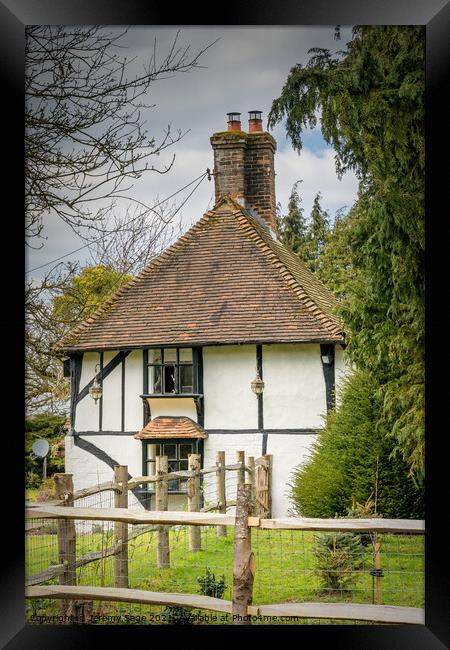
(168, 479), (179, 492)
(164, 365), (176, 393)
(179, 365), (193, 393)
(179, 348), (193, 362)
(168, 460), (178, 473)
(146, 444), (157, 461)
(164, 348), (177, 362)
(149, 366), (162, 393)
(148, 349), (162, 364)
(179, 444), (192, 459)
(179, 459), (188, 471)
(163, 444), (177, 459)
(179, 479), (188, 493)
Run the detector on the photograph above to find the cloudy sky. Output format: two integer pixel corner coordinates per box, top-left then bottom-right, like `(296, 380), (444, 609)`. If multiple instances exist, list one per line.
(27, 26), (359, 280)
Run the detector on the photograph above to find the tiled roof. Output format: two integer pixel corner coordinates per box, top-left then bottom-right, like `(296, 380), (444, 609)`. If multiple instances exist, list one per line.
(134, 416), (208, 440)
(55, 196), (344, 352)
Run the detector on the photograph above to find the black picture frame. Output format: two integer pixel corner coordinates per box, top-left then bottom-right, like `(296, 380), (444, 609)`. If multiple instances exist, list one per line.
(5, 1), (448, 646)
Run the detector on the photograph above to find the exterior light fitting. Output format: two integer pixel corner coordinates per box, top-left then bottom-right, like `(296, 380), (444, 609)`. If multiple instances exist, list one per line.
(251, 370), (265, 396)
(321, 355), (332, 365)
(89, 363), (103, 404)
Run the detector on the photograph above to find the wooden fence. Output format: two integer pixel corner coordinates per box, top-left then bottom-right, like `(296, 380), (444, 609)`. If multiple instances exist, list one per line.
(25, 480), (425, 626)
(26, 451), (272, 518)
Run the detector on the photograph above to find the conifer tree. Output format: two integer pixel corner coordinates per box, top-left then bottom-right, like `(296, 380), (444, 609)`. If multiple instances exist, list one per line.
(269, 26), (425, 475)
(278, 181), (308, 254)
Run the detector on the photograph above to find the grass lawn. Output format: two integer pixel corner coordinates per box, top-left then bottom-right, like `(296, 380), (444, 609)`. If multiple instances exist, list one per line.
(25, 523), (424, 625)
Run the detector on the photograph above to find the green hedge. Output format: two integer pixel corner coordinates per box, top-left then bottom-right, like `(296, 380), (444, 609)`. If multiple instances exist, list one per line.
(290, 371), (424, 519)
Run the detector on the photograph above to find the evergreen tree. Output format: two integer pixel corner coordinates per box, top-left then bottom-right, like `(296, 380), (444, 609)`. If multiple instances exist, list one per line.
(269, 26), (425, 476)
(316, 206), (356, 300)
(278, 181), (308, 254)
(303, 192), (330, 272)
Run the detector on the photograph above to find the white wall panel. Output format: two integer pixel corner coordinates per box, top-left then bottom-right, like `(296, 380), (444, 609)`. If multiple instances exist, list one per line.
(263, 343), (326, 429)
(124, 350), (144, 432)
(203, 345), (257, 429)
(266, 433), (317, 517)
(74, 352), (100, 431)
(334, 344), (353, 407)
(149, 397), (197, 421)
(101, 351), (122, 431)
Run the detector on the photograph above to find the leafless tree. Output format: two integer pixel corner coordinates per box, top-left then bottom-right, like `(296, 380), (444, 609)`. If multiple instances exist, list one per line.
(25, 26), (215, 412)
(25, 25), (214, 244)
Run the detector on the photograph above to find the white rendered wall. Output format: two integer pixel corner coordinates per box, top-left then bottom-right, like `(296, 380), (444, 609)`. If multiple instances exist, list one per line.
(263, 343), (326, 429)
(149, 397), (197, 421)
(266, 434), (316, 517)
(65, 434), (142, 493)
(101, 351), (122, 431)
(124, 350), (144, 432)
(74, 352), (100, 431)
(203, 345), (257, 429)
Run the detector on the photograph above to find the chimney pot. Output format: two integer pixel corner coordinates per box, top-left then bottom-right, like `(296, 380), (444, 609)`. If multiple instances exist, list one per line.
(248, 110), (263, 132)
(227, 112), (242, 132)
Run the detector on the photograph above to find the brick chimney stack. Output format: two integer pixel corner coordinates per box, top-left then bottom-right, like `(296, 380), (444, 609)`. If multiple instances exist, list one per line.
(210, 111), (277, 233)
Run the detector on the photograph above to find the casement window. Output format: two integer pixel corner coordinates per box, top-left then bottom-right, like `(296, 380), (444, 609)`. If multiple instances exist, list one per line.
(143, 438), (203, 493)
(146, 348), (196, 395)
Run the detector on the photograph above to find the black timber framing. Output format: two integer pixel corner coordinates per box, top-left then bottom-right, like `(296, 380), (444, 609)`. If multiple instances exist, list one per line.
(121, 356), (126, 432)
(194, 347), (204, 427)
(69, 354), (83, 432)
(73, 428), (319, 436)
(320, 343), (336, 412)
(257, 344), (268, 455)
(73, 435), (147, 507)
(76, 350), (131, 404)
(99, 351), (103, 432)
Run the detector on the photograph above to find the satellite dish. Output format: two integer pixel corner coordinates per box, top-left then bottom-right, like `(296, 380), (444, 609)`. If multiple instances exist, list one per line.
(32, 439), (49, 459)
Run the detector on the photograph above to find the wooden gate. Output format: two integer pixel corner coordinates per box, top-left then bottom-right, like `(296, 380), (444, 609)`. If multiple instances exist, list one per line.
(254, 454), (272, 518)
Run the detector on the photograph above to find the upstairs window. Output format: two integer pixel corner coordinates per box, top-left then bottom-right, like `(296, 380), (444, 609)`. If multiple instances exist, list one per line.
(146, 348), (195, 395)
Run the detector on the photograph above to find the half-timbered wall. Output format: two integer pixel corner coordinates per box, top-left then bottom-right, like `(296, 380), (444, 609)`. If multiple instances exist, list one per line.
(68, 342), (351, 515)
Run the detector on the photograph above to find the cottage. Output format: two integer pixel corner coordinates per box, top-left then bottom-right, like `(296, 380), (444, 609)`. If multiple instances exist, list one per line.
(56, 111), (349, 517)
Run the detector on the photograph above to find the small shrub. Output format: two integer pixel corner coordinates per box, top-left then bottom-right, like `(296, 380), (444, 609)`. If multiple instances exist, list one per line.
(197, 567), (226, 599)
(313, 532), (365, 593)
(162, 606), (194, 625)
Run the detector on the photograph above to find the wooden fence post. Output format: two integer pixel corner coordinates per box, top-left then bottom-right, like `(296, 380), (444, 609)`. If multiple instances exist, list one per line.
(156, 456), (170, 568)
(374, 541), (382, 605)
(114, 465), (129, 588)
(246, 456), (255, 516)
(54, 473), (76, 619)
(188, 454), (202, 551)
(232, 483), (255, 625)
(216, 451), (227, 537)
(265, 454), (273, 519)
(236, 450), (245, 487)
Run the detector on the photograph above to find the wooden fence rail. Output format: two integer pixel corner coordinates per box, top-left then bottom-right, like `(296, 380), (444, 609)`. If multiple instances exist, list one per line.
(26, 475), (425, 626)
(25, 585), (424, 625)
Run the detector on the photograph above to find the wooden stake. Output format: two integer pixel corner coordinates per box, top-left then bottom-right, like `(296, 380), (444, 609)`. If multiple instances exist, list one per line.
(246, 456), (256, 516)
(232, 483), (255, 625)
(374, 541), (382, 605)
(265, 454), (273, 518)
(236, 450), (245, 486)
(155, 456), (170, 568)
(187, 454), (202, 551)
(216, 451), (227, 537)
(114, 465), (128, 588)
(54, 473), (76, 620)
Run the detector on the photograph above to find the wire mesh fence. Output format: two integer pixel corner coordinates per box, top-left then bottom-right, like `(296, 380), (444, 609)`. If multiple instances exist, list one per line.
(25, 456), (424, 626)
